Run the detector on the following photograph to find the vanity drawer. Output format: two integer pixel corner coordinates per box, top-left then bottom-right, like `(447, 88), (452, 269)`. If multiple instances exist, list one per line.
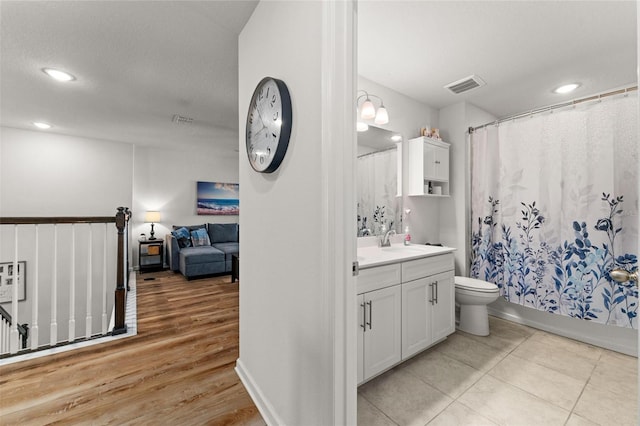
(402, 253), (454, 282)
(358, 263), (402, 294)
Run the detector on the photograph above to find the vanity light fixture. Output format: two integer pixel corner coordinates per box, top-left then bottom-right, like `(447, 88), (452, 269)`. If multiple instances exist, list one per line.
(357, 121), (369, 132)
(42, 68), (76, 82)
(33, 122), (52, 129)
(391, 134), (402, 142)
(554, 83), (580, 94)
(357, 90), (389, 127)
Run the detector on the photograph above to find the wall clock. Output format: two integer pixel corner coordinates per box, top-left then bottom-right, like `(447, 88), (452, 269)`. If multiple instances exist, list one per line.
(245, 77), (293, 173)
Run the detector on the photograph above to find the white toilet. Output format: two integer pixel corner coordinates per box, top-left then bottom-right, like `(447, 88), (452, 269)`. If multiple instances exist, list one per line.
(454, 276), (500, 336)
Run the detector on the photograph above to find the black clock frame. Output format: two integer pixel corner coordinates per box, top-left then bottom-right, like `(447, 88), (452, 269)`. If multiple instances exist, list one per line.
(245, 77), (293, 173)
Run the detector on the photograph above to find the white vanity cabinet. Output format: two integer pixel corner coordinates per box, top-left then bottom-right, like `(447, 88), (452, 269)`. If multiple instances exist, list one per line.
(407, 136), (451, 197)
(357, 264), (402, 384)
(357, 251), (455, 385)
(401, 270), (455, 359)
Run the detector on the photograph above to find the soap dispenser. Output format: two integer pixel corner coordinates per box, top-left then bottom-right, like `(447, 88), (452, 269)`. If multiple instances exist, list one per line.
(404, 209), (412, 245)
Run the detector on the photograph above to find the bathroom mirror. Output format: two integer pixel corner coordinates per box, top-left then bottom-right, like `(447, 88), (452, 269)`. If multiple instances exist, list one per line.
(357, 125), (402, 237)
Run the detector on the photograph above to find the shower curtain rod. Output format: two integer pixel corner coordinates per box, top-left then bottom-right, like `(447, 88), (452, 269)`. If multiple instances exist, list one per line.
(468, 85), (638, 134)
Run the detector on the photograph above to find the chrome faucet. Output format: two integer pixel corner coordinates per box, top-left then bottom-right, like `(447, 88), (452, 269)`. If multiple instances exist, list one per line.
(381, 229), (396, 247)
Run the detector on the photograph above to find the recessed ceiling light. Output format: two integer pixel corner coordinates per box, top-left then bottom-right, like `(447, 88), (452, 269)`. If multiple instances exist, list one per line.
(554, 83), (580, 94)
(42, 68), (76, 82)
(33, 122), (52, 129)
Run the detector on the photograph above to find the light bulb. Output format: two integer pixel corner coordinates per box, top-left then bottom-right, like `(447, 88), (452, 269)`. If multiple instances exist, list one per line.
(33, 122), (52, 129)
(360, 98), (376, 119)
(554, 83), (580, 94)
(374, 105), (389, 125)
(42, 68), (76, 82)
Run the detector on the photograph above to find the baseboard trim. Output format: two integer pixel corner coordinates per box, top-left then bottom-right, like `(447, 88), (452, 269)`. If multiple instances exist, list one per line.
(488, 304), (638, 356)
(235, 358), (284, 426)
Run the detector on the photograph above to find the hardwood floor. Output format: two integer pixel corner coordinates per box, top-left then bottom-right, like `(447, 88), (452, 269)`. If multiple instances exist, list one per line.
(0, 271), (264, 425)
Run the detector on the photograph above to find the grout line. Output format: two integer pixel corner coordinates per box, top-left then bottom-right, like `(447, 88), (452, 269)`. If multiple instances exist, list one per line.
(357, 390), (400, 426)
(564, 351), (602, 425)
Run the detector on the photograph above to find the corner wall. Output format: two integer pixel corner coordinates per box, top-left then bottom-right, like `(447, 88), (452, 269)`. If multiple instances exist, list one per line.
(237, 1), (355, 424)
(438, 102), (495, 275)
(131, 144), (239, 267)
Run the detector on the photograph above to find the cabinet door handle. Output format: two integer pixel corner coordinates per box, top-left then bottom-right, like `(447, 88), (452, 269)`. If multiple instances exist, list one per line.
(435, 160), (440, 164)
(428, 282), (433, 303)
(360, 302), (366, 331)
(367, 300), (373, 330)
(434, 281), (439, 304)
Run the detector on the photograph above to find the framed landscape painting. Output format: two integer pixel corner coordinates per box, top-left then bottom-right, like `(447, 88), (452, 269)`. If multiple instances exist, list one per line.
(197, 181), (239, 215)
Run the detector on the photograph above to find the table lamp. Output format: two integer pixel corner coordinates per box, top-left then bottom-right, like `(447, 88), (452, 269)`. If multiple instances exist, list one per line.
(144, 211), (161, 240)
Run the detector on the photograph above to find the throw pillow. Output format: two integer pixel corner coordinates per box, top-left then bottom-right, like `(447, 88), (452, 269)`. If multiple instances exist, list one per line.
(190, 228), (211, 247)
(171, 227), (192, 248)
(207, 223), (239, 243)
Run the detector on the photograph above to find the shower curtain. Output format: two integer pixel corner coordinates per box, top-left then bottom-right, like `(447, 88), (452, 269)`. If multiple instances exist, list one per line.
(470, 93), (638, 328)
(357, 149), (398, 236)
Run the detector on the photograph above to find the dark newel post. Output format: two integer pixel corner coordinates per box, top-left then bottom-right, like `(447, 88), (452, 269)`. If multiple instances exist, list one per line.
(113, 207), (127, 335)
(125, 208), (131, 291)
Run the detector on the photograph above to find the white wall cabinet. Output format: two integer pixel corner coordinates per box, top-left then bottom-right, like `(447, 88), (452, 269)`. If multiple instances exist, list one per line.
(357, 252), (455, 385)
(407, 136), (451, 197)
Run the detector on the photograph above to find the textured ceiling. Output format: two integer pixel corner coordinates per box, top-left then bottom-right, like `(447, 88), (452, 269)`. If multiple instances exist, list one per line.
(0, 1), (258, 151)
(358, 0), (637, 119)
(1, 1), (636, 151)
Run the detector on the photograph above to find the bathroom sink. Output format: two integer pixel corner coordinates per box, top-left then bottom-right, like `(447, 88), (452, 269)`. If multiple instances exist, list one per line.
(381, 245), (423, 253)
(357, 244), (456, 268)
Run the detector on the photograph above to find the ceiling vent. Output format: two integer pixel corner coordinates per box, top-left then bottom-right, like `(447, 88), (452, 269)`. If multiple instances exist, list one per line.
(444, 75), (486, 95)
(172, 114), (194, 124)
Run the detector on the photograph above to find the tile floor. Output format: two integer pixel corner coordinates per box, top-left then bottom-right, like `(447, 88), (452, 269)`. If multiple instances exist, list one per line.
(358, 316), (638, 426)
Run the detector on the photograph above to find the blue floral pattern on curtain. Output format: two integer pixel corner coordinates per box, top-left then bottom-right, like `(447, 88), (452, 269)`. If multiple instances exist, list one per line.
(470, 93), (638, 329)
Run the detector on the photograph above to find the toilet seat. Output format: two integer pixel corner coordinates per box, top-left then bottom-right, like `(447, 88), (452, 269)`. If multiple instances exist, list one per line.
(455, 276), (498, 293)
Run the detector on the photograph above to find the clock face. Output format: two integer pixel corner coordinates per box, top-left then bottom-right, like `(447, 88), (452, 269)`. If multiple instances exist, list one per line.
(246, 77), (292, 173)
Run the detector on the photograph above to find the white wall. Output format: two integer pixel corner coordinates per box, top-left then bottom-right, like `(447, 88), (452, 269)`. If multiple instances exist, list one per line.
(0, 126), (131, 345)
(132, 143), (239, 267)
(438, 102), (495, 275)
(357, 76), (441, 244)
(0, 127), (133, 216)
(237, 1), (355, 424)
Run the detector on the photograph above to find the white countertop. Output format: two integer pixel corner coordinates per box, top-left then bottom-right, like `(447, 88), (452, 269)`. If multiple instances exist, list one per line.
(357, 243), (456, 269)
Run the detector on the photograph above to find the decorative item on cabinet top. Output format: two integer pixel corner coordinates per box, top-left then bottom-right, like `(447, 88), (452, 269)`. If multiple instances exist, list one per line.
(407, 136), (450, 197)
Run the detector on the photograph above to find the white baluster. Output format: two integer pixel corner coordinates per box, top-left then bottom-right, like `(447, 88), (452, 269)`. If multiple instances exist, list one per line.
(31, 224), (39, 350)
(85, 224), (93, 339)
(10, 225), (19, 354)
(68, 225), (76, 342)
(50, 224), (58, 346)
(102, 223), (107, 335)
(1, 318), (7, 354)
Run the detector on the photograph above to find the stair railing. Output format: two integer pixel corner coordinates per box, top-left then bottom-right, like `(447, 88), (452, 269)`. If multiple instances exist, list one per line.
(0, 207), (130, 356)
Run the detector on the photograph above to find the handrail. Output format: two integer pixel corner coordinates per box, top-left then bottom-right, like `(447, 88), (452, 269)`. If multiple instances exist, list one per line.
(0, 217), (116, 225)
(0, 207), (131, 353)
(0, 305), (29, 349)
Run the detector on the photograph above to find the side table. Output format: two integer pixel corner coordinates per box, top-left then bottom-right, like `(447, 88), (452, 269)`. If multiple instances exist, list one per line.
(231, 254), (239, 283)
(139, 238), (164, 273)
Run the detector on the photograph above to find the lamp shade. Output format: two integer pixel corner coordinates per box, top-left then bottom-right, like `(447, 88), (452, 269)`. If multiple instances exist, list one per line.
(144, 211), (161, 223)
(374, 105), (389, 125)
(360, 98), (376, 119)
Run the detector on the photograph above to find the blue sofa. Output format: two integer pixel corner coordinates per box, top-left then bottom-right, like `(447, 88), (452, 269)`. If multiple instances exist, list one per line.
(166, 223), (239, 279)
